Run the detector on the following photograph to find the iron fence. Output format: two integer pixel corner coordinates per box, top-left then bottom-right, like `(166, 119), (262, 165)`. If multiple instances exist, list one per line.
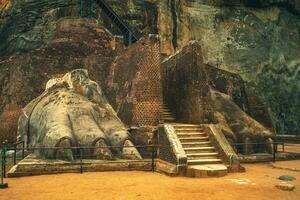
(1, 143), (158, 180)
(232, 141), (300, 162)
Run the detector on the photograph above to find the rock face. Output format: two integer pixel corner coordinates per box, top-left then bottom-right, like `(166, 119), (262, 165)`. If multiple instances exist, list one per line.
(0, 0), (299, 143)
(18, 69), (142, 160)
(162, 42), (273, 154)
(0, 18), (162, 146)
(0, 0), (158, 56)
(158, 0), (300, 135)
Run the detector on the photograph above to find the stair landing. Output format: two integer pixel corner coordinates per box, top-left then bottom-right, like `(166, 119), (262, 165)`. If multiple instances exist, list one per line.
(186, 164), (228, 178)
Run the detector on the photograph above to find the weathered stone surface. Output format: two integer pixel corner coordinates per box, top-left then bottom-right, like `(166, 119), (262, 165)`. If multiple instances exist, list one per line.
(275, 181), (295, 191)
(19, 69), (141, 160)
(162, 42), (273, 153)
(0, 0), (158, 56)
(158, 0), (300, 135)
(0, 18), (162, 146)
(187, 164), (228, 178)
(0, 103), (21, 145)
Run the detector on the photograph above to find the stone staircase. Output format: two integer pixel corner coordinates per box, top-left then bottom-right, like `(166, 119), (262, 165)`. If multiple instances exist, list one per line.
(159, 104), (228, 177)
(160, 104), (176, 123)
(172, 123), (228, 177)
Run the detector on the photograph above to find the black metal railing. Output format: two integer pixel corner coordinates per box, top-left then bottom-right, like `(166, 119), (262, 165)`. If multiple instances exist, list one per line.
(1, 143), (158, 179)
(231, 141), (300, 162)
(94, 0), (141, 45)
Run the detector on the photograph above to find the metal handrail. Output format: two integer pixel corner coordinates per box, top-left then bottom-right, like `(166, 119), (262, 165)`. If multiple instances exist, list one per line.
(94, 0), (141, 44)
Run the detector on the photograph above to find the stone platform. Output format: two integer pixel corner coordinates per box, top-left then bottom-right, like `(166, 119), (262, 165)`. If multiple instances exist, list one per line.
(186, 164), (228, 178)
(7, 154), (154, 177)
(238, 152), (300, 163)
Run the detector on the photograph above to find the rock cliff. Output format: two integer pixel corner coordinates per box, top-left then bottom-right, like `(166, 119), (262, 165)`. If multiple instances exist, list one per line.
(0, 0), (299, 136)
(158, 0), (300, 135)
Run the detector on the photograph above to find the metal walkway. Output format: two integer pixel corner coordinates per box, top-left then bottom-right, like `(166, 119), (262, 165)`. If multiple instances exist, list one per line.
(80, 0), (141, 45)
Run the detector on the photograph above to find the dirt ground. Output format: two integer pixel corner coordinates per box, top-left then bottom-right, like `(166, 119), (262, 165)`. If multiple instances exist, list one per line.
(284, 144), (300, 153)
(0, 161), (299, 200)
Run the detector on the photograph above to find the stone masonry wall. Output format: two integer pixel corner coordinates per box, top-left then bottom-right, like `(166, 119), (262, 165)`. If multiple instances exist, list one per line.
(105, 35), (163, 127)
(161, 42), (214, 124)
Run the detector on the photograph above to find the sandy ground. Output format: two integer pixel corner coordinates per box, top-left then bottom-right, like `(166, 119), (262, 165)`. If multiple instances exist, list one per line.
(283, 144), (300, 153)
(0, 161), (299, 200)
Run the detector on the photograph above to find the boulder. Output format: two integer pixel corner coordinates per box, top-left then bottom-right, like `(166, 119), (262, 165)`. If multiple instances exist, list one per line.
(275, 182), (295, 191)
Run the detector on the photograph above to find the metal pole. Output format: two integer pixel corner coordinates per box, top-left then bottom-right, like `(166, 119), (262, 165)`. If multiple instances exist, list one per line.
(22, 141), (25, 159)
(80, 148), (83, 174)
(273, 142), (276, 163)
(0, 145), (8, 188)
(80, 0), (83, 17)
(3, 145), (6, 178)
(128, 33), (132, 45)
(1, 147), (4, 181)
(89, 0), (93, 18)
(151, 145), (155, 172)
(13, 144), (17, 165)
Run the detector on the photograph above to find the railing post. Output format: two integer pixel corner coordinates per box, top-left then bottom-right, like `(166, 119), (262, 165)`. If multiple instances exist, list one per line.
(151, 145), (155, 172)
(22, 141), (25, 159)
(80, 147), (83, 174)
(273, 142), (276, 163)
(2, 145), (7, 178)
(282, 142), (285, 152)
(13, 144), (17, 165)
(128, 33), (132, 45)
(0, 145), (8, 189)
(80, 0), (83, 17)
(89, 0), (93, 18)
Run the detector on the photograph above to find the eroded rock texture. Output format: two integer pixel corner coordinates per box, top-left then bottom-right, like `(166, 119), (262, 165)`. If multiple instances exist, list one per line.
(158, 0), (300, 135)
(0, 18), (162, 146)
(162, 42), (273, 153)
(0, 0), (158, 56)
(19, 69), (141, 160)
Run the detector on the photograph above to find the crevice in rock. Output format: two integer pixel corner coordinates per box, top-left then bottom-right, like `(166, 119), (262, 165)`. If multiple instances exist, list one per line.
(170, 0), (177, 51)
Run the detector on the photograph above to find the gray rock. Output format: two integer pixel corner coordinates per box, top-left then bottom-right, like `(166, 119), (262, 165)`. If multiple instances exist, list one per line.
(275, 182), (295, 191)
(278, 175), (296, 181)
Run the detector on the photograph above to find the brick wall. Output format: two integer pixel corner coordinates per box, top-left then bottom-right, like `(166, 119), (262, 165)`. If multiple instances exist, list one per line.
(104, 35), (163, 127)
(161, 42), (214, 124)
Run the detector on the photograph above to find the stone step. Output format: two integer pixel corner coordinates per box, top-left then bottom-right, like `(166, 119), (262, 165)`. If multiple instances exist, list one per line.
(174, 127), (204, 130)
(159, 107), (171, 110)
(186, 152), (219, 160)
(161, 115), (174, 118)
(177, 132), (207, 137)
(179, 137), (209, 143)
(161, 111), (173, 114)
(184, 146), (215, 153)
(187, 158), (222, 165)
(173, 124), (202, 128)
(181, 141), (212, 148)
(186, 164), (228, 178)
(186, 152), (218, 157)
(162, 117), (176, 121)
(175, 129), (205, 133)
(161, 114), (174, 117)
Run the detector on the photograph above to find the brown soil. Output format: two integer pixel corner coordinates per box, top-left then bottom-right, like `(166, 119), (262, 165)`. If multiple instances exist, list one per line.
(0, 161), (299, 200)
(284, 144), (300, 154)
